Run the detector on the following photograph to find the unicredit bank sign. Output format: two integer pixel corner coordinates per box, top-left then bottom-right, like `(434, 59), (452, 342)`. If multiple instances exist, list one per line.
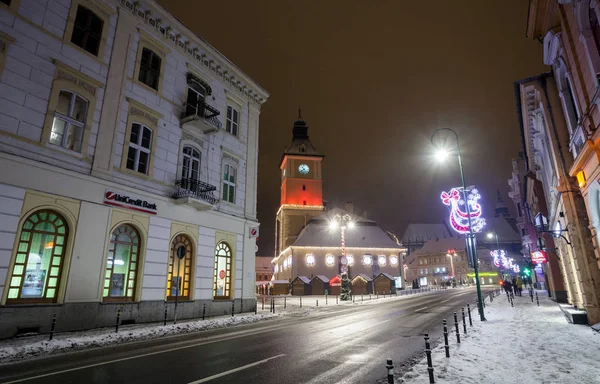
(103, 189), (158, 215)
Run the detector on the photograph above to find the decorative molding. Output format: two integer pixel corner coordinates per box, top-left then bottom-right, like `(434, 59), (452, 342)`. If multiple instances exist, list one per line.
(115, 0), (268, 105)
(181, 131), (204, 147)
(53, 59), (103, 96)
(126, 97), (163, 126)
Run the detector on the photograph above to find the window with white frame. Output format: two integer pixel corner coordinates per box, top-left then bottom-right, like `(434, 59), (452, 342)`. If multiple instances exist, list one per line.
(181, 146), (201, 181)
(222, 164), (236, 203)
(226, 105), (239, 136)
(50, 90), (88, 152)
(126, 123), (152, 174)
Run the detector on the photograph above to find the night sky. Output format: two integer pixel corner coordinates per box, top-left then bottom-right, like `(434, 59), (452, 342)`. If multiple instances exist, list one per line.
(159, 1), (548, 256)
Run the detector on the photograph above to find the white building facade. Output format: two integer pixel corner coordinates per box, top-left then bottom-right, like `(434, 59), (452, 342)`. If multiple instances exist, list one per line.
(0, 0), (268, 338)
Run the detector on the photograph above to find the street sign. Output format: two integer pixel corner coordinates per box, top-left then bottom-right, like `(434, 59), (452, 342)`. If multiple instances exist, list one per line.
(340, 256), (348, 266)
(176, 245), (186, 260)
(531, 250), (547, 264)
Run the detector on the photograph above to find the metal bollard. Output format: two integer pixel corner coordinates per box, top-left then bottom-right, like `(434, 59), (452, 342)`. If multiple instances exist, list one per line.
(255, 300), (258, 315)
(300, 296), (302, 308)
(531, 291), (534, 303)
(262, 297), (265, 311)
(536, 292), (539, 306)
(454, 312), (460, 344)
(164, 306), (168, 325)
(377, 292), (379, 299)
(424, 334), (435, 383)
(511, 297), (514, 307)
(284, 296), (287, 310)
(316, 299), (318, 307)
(49, 313), (57, 341)
(490, 292), (493, 303)
(115, 310), (121, 333)
(362, 294), (364, 302)
(462, 308), (467, 334)
(386, 358), (394, 384)
(232, 300), (235, 317)
(272, 298), (275, 314)
(443, 319), (450, 358)
(202, 303), (206, 320)
(336, 295), (338, 304)
(370, 294), (372, 300)
(384, 291), (386, 298)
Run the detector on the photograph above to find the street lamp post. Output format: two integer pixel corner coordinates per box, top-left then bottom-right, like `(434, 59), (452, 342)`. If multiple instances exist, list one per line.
(432, 128), (486, 321)
(330, 213), (354, 300)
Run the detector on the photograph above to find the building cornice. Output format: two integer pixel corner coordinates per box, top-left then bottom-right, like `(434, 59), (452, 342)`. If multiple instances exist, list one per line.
(114, 0), (269, 105)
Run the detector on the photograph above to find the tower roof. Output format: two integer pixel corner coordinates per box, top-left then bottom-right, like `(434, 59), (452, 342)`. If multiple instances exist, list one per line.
(280, 112), (324, 165)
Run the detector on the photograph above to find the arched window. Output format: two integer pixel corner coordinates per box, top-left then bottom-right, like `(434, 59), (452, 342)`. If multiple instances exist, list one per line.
(166, 234), (193, 301)
(213, 242), (232, 299)
(103, 224), (140, 301)
(7, 210), (69, 303)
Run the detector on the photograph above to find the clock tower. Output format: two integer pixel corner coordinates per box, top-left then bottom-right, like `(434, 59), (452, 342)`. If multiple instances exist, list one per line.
(275, 113), (325, 256)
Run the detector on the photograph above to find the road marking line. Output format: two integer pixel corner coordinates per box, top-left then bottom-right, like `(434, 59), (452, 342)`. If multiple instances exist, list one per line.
(0, 329), (282, 384)
(187, 354), (286, 383)
(440, 299), (449, 303)
(415, 306), (428, 311)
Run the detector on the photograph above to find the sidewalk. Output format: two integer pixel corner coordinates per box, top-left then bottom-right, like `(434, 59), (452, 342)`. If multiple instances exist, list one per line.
(394, 290), (600, 384)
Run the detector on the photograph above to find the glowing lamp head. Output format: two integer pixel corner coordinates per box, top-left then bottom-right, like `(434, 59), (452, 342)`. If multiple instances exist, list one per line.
(347, 221), (355, 229)
(434, 148), (449, 162)
(329, 221), (338, 230)
(487, 233), (494, 239)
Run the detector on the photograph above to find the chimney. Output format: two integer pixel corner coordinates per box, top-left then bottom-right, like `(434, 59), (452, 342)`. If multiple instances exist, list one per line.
(344, 201), (354, 213)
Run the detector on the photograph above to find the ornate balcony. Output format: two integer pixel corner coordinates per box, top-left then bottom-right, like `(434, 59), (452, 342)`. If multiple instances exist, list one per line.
(172, 178), (219, 211)
(180, 101), (222, 134)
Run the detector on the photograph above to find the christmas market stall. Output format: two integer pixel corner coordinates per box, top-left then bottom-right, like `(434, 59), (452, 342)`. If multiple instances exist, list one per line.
(310, 275), (330, 295)
(351, 273), (373, 295)
(328, 275), (341, 295)
(291, 276), (311, 295)
(374, 272), (396, 295)
(269, 280), (290, 295)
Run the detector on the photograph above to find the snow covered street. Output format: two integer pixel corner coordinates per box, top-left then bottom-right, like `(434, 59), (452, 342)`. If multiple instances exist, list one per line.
(395, 290), (600, 384)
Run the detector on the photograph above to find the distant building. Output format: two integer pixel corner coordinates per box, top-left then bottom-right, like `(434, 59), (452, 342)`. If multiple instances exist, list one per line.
(401, 223), (453, 255)
(272, 116), (405, 289)
(494, 190), (511, 218)
(255, 256), (274, 294)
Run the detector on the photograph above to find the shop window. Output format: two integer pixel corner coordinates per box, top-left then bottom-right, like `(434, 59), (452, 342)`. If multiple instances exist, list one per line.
(7, 210), (69, 303)
(213, 242), (232, 299)
(70, 5), (103, 56)
(222, 164), (236, 203)
(166, 234), (193, 301)
(103, 224), (140, 301)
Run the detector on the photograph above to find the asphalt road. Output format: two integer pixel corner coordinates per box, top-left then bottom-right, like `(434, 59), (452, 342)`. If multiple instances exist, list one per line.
(0, 287), (493, 384)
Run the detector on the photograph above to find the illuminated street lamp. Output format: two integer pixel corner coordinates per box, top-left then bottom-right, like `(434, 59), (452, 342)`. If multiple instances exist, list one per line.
(330, 213), (353, 300)
(432, 128), (486, 321)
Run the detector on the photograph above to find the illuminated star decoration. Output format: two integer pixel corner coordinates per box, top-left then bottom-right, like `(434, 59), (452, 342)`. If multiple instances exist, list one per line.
(441, 187), (486, 234)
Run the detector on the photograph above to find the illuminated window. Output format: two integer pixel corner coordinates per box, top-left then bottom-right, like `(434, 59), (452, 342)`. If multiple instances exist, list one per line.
(346, 255), (354, 266)
(306, 254), (315, 266)
(390, 256), (398, 266)
(363, 254), (373, 266)
(50, 90), (88, 153)
(166, 234), (193, 301)
(378, 255), (386, 266)
(325, 254), (335, 267)
(213, 242), (233, 299)
(103, 224), (140, 301)
(7, 210), (68, 303)
(577, 170), (586, 188)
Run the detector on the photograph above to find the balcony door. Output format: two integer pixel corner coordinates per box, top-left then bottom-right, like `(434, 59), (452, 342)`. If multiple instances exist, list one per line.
(185, 80), (206, 117)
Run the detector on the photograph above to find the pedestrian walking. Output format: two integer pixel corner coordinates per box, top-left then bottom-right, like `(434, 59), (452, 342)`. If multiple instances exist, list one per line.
(511, 276), (517, 296)
(516, 277), (523, 297)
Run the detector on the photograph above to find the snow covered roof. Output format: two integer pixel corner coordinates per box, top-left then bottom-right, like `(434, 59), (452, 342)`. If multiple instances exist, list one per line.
(352, 273), (372, 282)
(293, 276), (311, 284)
(292, 208), (401, 249)
(376, 272), (395, 280)
(312, 275), (330, 283)
(412, 237), (466, 256)
(270, 280), (289, 285)
(401, 223), (452, 243)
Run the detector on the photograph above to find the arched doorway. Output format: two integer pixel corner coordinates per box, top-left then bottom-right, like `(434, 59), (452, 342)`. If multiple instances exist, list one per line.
(166, 234), (193, 300)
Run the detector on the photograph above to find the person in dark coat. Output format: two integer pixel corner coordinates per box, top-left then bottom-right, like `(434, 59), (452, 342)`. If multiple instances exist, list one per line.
(503, 279), (512, 296)
(511, 276), (517, 295)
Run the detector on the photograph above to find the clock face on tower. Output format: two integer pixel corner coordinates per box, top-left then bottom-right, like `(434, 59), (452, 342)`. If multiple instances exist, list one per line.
(298, 164), (310, 175)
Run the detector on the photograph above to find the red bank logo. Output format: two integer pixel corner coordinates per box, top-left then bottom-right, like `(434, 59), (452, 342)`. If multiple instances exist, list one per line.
(103, 190), (157, 214)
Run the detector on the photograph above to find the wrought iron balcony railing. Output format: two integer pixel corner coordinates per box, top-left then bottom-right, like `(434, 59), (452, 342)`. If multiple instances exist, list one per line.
(181, 101), (222, 130)
(173, 178), (219, 205)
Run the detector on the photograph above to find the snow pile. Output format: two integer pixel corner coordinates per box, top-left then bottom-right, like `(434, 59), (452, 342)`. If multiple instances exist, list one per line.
(0, 313), (279, 364)
(396, 292), (600, 384)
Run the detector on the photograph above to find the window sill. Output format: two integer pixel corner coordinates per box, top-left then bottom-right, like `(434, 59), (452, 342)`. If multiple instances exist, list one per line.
(47, 143), (86, 159)
(62, 40), (105, 66)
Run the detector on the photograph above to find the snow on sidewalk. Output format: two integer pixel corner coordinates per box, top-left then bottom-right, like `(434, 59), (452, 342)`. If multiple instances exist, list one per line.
(0, 312), (280, 364)
(396, 291), (600, 384)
